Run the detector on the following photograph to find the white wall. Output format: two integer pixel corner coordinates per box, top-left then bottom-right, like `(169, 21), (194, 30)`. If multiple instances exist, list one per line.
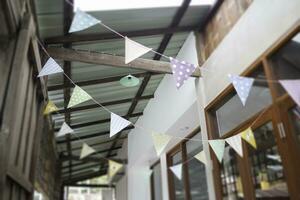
(194, 0), (300, 199)
(127, 32), (201, 200)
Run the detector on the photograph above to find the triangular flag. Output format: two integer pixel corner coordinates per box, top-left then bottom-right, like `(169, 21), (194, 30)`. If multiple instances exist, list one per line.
(225, 134), (243, 157)
(38, 58), (63, 77)
(125, 37), (152, 64)
(68, 85), (92, 108)
(110, 112), (131, 137)
(43, 101), (58, 115)
(228, 74), (254, 106)
(208, 139), (225, 163)
(80, 143), (96, 159)
(108, 160), (123, 179)
(241, 128), (257, 149)
(56, 122), (74, 138)
(170, 164), (182, 180)
(151, 133), (171, 156)
(194, 151), (207, 165)
(98, 175), (109, 184)
(170, 57), (197, 89)
(69, 8), (101, 33)
(279, 79), (300, 107)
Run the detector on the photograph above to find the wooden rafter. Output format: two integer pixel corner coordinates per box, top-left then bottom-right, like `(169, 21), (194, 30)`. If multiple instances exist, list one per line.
(45, 25), (196, 44)
(46, 47), (201, 77)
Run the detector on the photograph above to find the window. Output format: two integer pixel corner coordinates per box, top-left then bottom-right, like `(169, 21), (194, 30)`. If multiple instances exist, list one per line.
(167, 128), (209, 200)
(150, 161), (163, 200)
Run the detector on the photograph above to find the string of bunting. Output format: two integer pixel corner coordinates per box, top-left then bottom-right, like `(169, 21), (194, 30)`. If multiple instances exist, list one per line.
(38, 1), (300, 181)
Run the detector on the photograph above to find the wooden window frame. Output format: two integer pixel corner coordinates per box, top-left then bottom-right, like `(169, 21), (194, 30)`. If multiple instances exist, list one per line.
(205, 20), (300, 199)
(166, 126), (201, 200)
(150, 159), (161, 200)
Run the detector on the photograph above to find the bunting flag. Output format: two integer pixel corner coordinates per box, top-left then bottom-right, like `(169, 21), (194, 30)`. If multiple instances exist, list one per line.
(151, 133), (171, 156)
(43, 101), (58, 115)
(80, 143), (96, 159)
(228, 74), (254, 106)
(170, 57), (197, 89)
(208, 139), (225, 163)
(38, 58), (63, 77)
(69, 8), (101, 33)
(108, 160), (123, 179)
(125, 37), (152, 64)
(170, 163), (183, 180)
(241, 128), (257, 149)
(98, 175), (109, 184)
(68, 85), (92, 108)
(110, 112), (131, 137)
(279, 80), (300, 107)
(225, 134), (243, 157)
(56, 122), (74, 138)
(194, 151), (207, 165)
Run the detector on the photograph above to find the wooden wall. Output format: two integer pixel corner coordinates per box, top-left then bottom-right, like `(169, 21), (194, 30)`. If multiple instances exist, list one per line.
(201, 0), (253, 60)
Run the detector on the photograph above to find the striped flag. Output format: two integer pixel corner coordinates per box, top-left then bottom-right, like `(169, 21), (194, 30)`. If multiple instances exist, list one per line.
(110, 112), (131, 137)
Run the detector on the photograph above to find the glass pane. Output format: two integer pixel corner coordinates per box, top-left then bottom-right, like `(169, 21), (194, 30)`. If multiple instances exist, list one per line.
(152, 163), (163, 200)
(172, 151), (185, 200)
(249, 122), (289, 198)
(221, 146), (244, 200)
(186, 133), (209, 200)
(214, 67), (272, 136)
(269, 32), (300, 96)
(288, 106), (300, 144)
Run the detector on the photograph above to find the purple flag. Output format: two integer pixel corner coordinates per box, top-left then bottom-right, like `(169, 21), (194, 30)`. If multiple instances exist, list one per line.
(170, 57), (197, 89)
(279, 79), (300, 106)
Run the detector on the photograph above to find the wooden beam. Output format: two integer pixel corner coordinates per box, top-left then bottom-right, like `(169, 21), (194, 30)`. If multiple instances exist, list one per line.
(57, 125), (134, 144)
(60, 154), (127, 164)
(48, 72), (152, 91)
(45, 25), (196, 44)
(47, 47), (201, 77)
(55, 95), (153, 114)
(66, 184), (115, 188)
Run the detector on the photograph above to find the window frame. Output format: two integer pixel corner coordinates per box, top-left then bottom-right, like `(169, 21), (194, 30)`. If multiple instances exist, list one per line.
(204, 22), (300, 199)
(150, 160), (162, 200)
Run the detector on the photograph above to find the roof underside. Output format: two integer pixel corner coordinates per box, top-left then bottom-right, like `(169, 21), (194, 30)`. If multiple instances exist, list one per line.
(34, 0), (213, 184)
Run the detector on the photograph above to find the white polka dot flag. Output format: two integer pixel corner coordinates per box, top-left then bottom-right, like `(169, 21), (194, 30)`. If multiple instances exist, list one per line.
(208, 139), (225, 163)
(110, 112), (131, 137)
(225, 134), (243, 157)
(170, 57), (197, 89)
(125, 37), (152, 64)
(38, 58), (63, 77)
(69, 8), (101, 33)
(170, 163), (183, 180)
(80, 143), (96, 159)
(228, 74), (255, 106)
(151, 132), (171, 156)
(279, 79), (300, 107)
(67, 85), (92, 108)
(56, 122), (74, 138)
(108, 160), (123, 180)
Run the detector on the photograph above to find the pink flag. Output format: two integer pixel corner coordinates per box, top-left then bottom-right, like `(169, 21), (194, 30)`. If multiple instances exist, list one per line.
(279, 80), (300, 106)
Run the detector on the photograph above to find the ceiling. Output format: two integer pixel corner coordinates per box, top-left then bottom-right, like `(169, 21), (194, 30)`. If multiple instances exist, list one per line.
(34, 0), (214, 184)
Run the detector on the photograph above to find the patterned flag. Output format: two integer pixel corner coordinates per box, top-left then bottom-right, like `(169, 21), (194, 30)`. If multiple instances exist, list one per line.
(80, 143), (96, 159)
(151, 133), (171, 156)
(110, 112), (131, 137)
(279, 79), (300, 107)
(38, 58), (63, 77)
(208, 139), (225, 163)
(170, 57), (197, 89)
(125, 37), (152, 64)
(170, 163), (183, 180)
(56, 122), (74, 138)
(43, 101), (58, 115)
(69, 8), (101, 33)
(241, 128), (257, 149)
(228, 74), (254, 106)
(194, 151), (207, 165)
(68, 85), (92, 108)
(98, 175), (109, 184)
(108, 160), (123, 180)
(225, 134), (243, 157)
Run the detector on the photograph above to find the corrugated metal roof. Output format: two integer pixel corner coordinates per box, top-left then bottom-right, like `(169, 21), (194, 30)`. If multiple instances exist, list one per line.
(34, 0), (212, 182)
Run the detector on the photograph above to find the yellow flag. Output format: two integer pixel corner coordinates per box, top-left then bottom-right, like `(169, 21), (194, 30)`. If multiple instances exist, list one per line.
(43, 101), (58, 115)
(108, 160), (123, 180)
(98, 175), (109, 184)
(241, 128), (257, 149)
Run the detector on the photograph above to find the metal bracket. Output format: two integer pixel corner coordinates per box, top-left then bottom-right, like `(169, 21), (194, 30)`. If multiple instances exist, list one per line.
(277, 122), (286, 139)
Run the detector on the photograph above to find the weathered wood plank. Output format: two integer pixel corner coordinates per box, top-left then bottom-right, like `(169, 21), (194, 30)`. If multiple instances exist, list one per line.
(47, 47), (201, 77)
